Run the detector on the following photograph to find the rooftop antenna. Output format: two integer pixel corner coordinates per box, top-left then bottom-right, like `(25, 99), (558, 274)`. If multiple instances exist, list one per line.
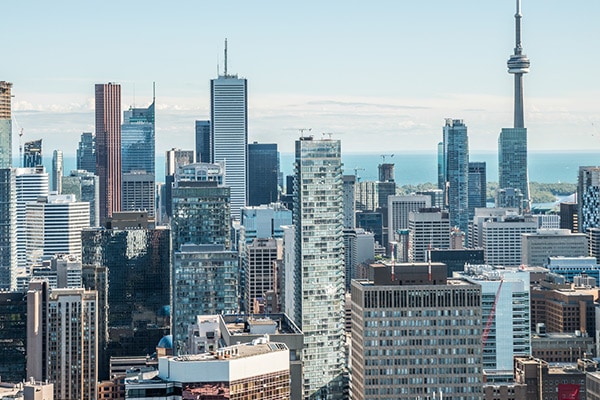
(152, 81), (156, 103)
(298, 128), (312, 138)
(133, 83), (136, 108)
(224, 38), (228, 77)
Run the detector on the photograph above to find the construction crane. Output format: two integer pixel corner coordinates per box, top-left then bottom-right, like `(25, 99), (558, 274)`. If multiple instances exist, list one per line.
(298, 128), (312, 138)
(353, 167), (365, 182)
(380, 154), (394, 163)
(481, 279), (504, 349)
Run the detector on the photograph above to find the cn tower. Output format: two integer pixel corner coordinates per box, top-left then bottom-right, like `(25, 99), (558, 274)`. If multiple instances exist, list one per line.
(507, 0), (530, 128)
(498, 0), (531, 209)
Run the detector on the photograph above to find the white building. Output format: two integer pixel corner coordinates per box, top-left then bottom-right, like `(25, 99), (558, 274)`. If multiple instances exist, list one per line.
(25, 194), (89, 265)
(408, 208), (451, 262)
(211, 51), (247, 221)
(126, 339), (290, 399)
(387, 194), (430, 245)
(481, 214), (537, 267)
(457, 264), (531, 372)
(15, 166), (49, 268)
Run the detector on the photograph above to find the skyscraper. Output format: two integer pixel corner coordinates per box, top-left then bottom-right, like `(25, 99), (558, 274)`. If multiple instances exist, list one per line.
(211, 40), (247, 220)
(443, 119), (469, 235)
(77, 132), (96, 173)
(578, 166), (600, 233)
(81, 223), (171, 378)
(468, 161), (487, 219)
(195, 120), (211, 163)
(62, 170), (100, 227)
(121, 95), (155, 218)
(247, 142), (279, 206)
(498, 0), (531, 208)
(291, 135), (346, 399)
(95, 83), (121, 225)
(15, 166), (49, 268)
(23, 139), (42, 168)
(0, 81), (12, 169)
(351, 263), (483, 400)
(0, 82), (15, 290)
(27, 282), (98, 400)
(163, 148), (195, 219)
(171, 162), (230, 251)
(172, 244), (238, 343)
(52, 149), (63, 193)
(26, 194), (90, 265)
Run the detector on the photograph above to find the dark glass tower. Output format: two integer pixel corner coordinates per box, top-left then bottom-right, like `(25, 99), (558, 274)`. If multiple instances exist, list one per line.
(23, 139), (43, 168)
(0, 292), (27, 382)
(77, 132), (96, 173)
(499, 0), (531, 208)
(81, 225), (171, 379)
(443, 119), (469, 235)
(468, 161), (487, 219)
(248, 142), (279, 206)
(195, 120), (211, 163)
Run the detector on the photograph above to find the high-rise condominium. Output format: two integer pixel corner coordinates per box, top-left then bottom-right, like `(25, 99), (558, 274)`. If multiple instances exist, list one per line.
(0, 81), (12, 169)
(0, 81), (15, 290)
(211, 40), (247, 220)
(95, 83), (121, 225)
(23, 139), (42, 168)
(52, 149), (63, 193)
(468, 161), (486, 219)
(292, 136), (346, 399)
(578, 166), (600, 233)
(443, 119), (469, 236)
(498, 0), (531, 208)
(77, 132), (96, 173)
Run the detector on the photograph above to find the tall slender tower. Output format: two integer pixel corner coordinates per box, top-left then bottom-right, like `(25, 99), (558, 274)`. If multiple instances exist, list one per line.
(499, 0), (531, 208)
(0, 81), (16, 290)
(95, 83), (121, 225)
(293, 135), (346, 399)
(211, 39), (247, 220)
(443, 118), (469, 236)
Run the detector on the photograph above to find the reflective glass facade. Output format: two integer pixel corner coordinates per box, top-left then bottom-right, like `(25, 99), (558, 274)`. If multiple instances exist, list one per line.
(0, 292), (27, 382)
(498, 127), (529, 205)
(247, 142), (279, 206)
(172, 244), (238, 344)
(443, 119), (469, 235)
(293, 137), (346, 399)
(81, 226), (171, 378)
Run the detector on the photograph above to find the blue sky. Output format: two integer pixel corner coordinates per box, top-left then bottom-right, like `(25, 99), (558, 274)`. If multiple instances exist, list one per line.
(3, 1), (599, 156)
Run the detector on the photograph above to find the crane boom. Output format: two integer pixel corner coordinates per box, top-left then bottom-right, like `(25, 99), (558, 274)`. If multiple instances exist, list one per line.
(482, 279), (503, 348)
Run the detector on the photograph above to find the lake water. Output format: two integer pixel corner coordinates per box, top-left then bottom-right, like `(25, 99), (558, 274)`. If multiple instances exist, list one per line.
(41, 151), (600, 186)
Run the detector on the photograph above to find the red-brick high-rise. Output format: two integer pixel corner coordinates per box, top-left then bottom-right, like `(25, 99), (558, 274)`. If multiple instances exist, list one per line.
(95, 83), (121, 225)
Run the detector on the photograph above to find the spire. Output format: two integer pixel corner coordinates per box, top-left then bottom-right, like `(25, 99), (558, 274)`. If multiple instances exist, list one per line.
(514, 0), (523, 55)
(224, 38), (228, 77)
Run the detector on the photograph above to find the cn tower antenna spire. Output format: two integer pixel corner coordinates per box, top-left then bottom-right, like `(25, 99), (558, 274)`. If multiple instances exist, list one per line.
(224, 38), (228, 77)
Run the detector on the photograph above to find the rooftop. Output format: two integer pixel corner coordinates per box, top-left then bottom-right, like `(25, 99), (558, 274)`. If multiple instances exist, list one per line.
(173, 339), (288, 363)
(221, 314), (302, 336)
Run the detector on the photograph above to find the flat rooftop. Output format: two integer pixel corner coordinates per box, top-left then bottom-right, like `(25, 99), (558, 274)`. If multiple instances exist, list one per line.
(173, 341), (288, 362)
(221, 313), (302, 336)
